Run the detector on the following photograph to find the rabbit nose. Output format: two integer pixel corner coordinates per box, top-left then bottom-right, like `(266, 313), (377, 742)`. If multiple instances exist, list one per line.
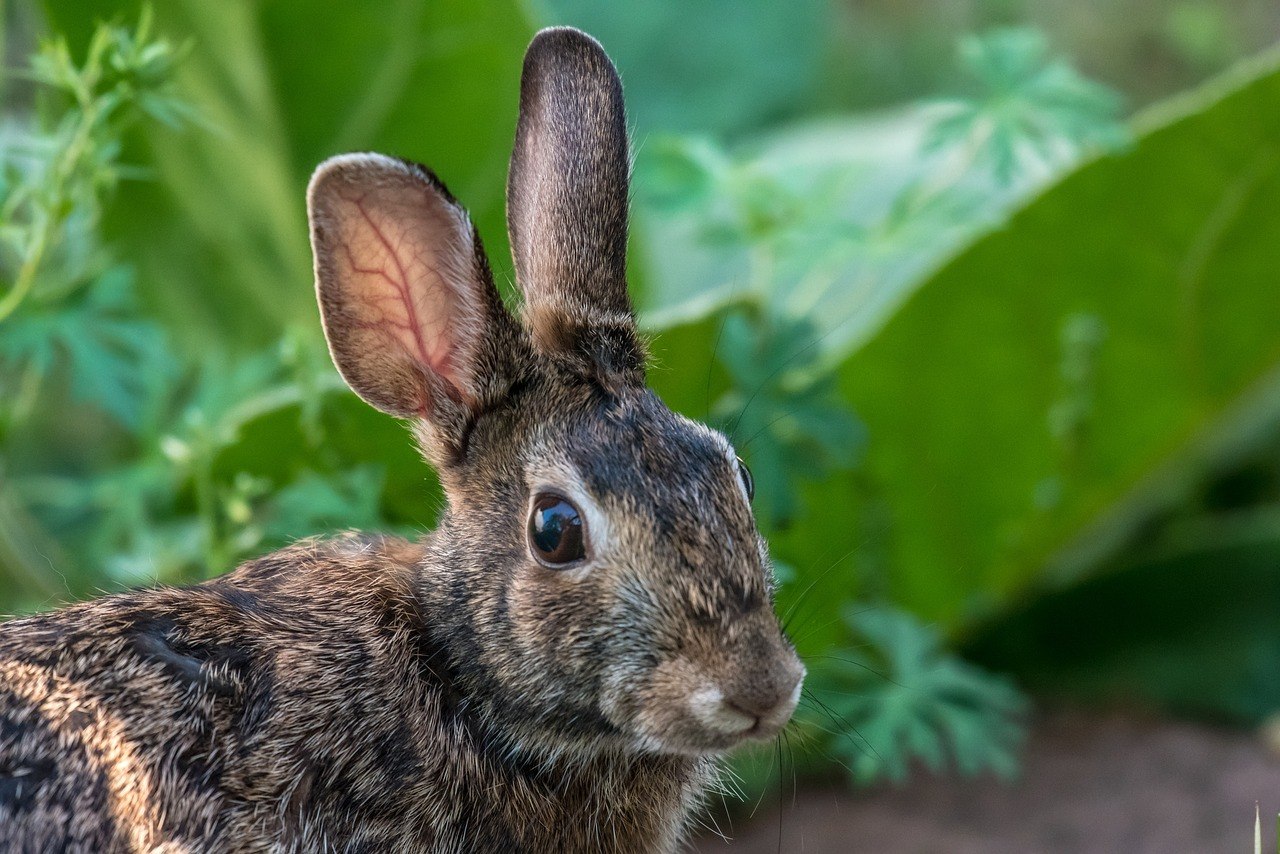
(722, 663), (804, 730)
(693, 657), (805, 737)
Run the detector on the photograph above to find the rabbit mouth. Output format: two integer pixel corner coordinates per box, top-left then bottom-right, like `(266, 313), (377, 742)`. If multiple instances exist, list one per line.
(627, 662), (805, 756)
(686, 676), (804, 746)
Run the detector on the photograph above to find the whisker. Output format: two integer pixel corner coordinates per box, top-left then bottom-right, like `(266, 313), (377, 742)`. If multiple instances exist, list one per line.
(775, 734), (785, 854)
(739, 409), (792, 451)
(783, 728), (799, 812)
(780, 538), (867, 635)
(727, 300), (862, 441)
(801, 690), (884, 765)
(748, 742), (778, 820)
(785, 615), (852, 649)
(786, 601), (888, 649)
(804, 653), (901, 688)
(787, 709), (863, 780)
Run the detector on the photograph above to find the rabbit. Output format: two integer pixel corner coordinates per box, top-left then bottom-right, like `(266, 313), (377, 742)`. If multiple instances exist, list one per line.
(0, 26), (805, 854)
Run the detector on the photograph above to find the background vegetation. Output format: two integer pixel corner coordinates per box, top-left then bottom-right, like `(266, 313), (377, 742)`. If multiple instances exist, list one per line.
(3, 0), (1280, 798)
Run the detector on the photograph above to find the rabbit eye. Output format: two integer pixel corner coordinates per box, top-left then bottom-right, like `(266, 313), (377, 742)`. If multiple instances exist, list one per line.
(528, 493), (587, 567)
(736, 456), (755, 503)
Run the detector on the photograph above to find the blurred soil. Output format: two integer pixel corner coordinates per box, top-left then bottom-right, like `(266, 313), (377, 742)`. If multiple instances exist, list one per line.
(696, 710), (1280, 853)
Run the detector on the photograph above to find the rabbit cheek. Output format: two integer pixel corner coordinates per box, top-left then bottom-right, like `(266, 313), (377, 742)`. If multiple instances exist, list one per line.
(504, 566), (604, 683)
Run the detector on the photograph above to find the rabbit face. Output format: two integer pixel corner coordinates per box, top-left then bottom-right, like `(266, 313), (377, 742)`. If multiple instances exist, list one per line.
(496, 388), (804, 756)
(307, 28), (803, 761)
(420, 371), (803, 758)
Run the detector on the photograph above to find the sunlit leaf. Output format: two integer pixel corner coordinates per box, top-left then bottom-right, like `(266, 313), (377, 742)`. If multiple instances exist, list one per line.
(925, 28), (1128, 183)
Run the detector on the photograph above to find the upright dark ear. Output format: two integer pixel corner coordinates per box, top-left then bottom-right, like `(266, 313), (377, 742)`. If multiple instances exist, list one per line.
(507, 27), (644, 385)
(308, 154), (523, 458)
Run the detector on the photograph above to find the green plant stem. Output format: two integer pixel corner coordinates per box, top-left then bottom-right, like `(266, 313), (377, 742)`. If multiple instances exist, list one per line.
(0, 60), (109, 324)
(0, 226), (47, 323)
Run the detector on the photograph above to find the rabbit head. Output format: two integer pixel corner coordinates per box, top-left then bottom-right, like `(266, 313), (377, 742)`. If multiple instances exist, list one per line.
(306, 27), (804, 759)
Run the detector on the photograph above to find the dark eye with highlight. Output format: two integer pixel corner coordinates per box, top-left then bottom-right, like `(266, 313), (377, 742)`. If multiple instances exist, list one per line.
(528, 493), (587, 567)
(736, 456), (755, 503)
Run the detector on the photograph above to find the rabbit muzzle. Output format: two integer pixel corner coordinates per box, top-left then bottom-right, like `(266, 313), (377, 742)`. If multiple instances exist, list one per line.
(629, 619), (805, 755)
(688, 659), (804, 743)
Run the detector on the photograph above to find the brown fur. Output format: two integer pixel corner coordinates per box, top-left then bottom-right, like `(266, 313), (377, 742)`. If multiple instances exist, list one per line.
(0, 27), (802, 852)
(1, 536), (704, 852)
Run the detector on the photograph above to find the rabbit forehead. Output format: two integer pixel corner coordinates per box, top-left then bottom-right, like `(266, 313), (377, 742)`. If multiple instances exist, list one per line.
(532, 389), (738, 510)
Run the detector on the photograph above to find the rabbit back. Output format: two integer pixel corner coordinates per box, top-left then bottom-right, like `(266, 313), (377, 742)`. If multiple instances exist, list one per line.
(0, 534), (426, 851)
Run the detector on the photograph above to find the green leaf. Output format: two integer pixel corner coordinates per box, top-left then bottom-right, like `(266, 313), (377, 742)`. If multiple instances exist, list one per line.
(636, 108), (1066, 356)
(925, 28), (1127, 183)
(806, 606), (1026, 785)
(632, 135), (725, 214)
(713, 310), (864, 529)
(821, 49), (1280, 632)
(0, 265), (173, 427)
(633, 31), (1127, 359)
(966, 504), (1280, 725)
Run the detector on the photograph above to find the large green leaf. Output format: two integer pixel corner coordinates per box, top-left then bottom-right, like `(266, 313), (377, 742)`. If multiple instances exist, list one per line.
(821, 50), (1280, 631)
(966, 520), (1280, 724)
(633, 109), (1052, 355)
(41, 0), (534, 353)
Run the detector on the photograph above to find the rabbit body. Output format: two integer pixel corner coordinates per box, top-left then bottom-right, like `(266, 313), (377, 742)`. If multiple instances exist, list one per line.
(0, 534), (705, 852)
(0, 26), (802, 854)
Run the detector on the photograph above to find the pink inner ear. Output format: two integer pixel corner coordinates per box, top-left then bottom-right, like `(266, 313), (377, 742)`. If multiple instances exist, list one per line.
(334, 186), (480, 407)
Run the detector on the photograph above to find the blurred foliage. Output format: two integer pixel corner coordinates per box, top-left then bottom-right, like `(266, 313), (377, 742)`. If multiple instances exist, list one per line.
(810, 606), (1026, 784)
(538, 0), (827, 137)
(830, 47), (1280, 630)
(632, 27), (1127, 357)
(0, 0), (531, 605)
(924, 28), (1128, 182)
(4, 0), (1280, 806)
(0, 9), (185, 415)
(712, 311), (865, 530)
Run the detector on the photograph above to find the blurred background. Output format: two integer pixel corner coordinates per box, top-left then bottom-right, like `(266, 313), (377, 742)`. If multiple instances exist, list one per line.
(3, 1), (1280, 850)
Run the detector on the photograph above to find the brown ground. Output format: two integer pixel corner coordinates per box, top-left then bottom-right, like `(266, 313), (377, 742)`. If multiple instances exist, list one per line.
(695, 711), (1280, 853)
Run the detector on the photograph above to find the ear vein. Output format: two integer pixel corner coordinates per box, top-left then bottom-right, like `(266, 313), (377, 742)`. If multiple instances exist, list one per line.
(350, 195), (439, 371)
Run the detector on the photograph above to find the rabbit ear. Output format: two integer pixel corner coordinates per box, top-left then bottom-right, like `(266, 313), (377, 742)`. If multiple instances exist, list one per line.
(308, 154), (520, 446)
(506, 27), (644, 386)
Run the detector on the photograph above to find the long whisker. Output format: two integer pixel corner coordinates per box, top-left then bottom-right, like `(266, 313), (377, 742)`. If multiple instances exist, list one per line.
(786, 600), (887, 649)
(788, 707), (862, 780)
(801, 689), (884, 765)
(805, 653), (901, 688)
(783, 728), (798, 812)
(785, 614), (854, 649)
(748, 743), (778, 820)
(727, 300), (860, 442)
(739, 410), (793, 451)
(775, 733), (785, 854)
(780, 538), (867, 635)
